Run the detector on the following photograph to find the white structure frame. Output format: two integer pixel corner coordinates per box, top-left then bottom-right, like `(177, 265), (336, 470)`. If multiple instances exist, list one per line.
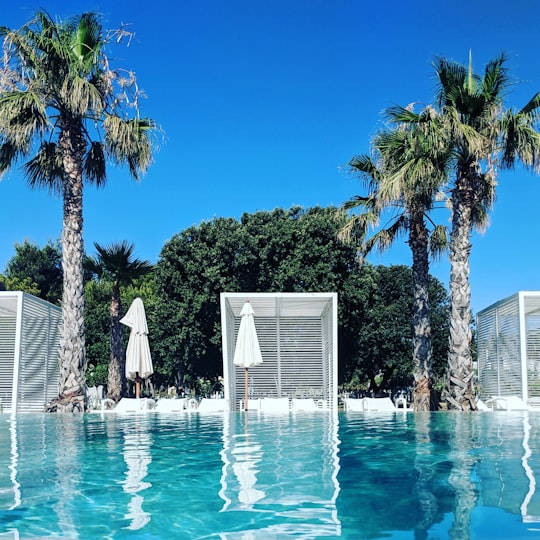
(477, 291), (540, 402)
(220, 292), (338, 411)
(0, 291), (61, 413)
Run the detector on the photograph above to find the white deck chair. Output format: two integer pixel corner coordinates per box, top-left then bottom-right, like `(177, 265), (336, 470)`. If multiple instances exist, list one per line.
(292, 398), (318, 411)
(155, 398), (186, 412)
(486, 395), (531, 411)
(261, 397), (290, 413)
(105, 397), (156, 413)
(363, 397), (396, 411)
(197, 398), (229, 412)
(239, 398), (262, 411)
(343, 398), (366, 411)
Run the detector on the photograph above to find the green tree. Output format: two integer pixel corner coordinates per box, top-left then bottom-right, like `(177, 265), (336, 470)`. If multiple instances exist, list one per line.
(339, 115), (449, 410)
(85, 273), (157, 391)
(0, 12), (157, 411)
(340, 264), (449, 397)
(153, 207), (359, 387)
(85, 241), (153, 402)
(2, 240), (62, 303)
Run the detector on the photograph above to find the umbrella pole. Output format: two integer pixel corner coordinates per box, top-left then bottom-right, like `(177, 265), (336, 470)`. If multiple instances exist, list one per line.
(136, 373), (141, 399)
(244, 368), (249, 411)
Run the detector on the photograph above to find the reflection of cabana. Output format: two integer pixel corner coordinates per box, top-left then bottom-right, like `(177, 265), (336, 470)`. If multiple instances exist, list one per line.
(219, 412), (341, 536)
(0, 292), (61, 412)
(477, 292), (540, 402)
(220, 292), (338, 411)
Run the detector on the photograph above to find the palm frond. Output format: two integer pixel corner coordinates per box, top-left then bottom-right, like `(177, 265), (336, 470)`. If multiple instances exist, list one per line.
(0, 91), (49, 148)
(84, 140), (106, 184)
(61, 75), (105, 116)
(70, 12), (102, 74)
(23, 141), (63, 194)
(385, 105), (423, 125)
(363, 214), (407, 255)
(500, 110), (540, 170)
(519, 91), (540, 117)
(91, 240), (153, 285)
(104, 116), (155, 178)
(429, 224), (449, 259)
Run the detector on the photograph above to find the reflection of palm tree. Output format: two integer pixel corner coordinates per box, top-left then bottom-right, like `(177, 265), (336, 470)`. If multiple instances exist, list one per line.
(447, 415), (479, 540)
(412, 413), (439, 539)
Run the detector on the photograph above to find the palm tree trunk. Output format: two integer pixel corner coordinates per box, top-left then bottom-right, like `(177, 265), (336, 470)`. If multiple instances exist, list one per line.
(445, 172), (476, 411)
(108, 284), (125, 401)
(409, 213), (434, 411)
(48, 121), (87, 413)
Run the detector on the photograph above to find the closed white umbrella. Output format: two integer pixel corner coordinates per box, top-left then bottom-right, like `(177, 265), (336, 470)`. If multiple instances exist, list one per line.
(233, 301), (263, 411)
(120, 298), (153, 398)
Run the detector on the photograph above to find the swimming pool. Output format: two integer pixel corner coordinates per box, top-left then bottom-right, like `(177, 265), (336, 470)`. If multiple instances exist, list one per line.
(1, 411), (539, 539)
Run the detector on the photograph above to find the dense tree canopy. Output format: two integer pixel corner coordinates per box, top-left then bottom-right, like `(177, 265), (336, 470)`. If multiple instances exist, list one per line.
(149, 206), (450, 394)
(1, 240), (62, 303)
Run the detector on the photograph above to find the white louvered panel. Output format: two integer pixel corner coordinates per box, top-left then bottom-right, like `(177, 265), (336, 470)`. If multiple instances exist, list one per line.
(525, 295), (540, 397)
(497, 296), (522, 397)
(0, 316), (17, 406)
(477, 295), (521, 399)
(19, 297), (48, 411)
(477, 304), (498, 400)
(18, 295), (61, 412)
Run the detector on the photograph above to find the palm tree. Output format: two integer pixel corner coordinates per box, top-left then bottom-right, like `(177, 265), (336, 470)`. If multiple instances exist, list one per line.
(432, 53), (540, 410)
(339, 108), (449, 410)
(0, 12), (156, 411)
(85, 241), (153, 402)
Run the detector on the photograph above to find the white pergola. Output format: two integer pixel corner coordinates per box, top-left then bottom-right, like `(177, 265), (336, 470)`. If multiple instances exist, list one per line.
(220, 292), (338, 411)
(477, 291), (540, 402)
(0, 291), (61, 413)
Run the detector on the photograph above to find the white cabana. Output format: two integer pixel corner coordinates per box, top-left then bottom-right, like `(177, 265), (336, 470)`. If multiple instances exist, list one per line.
(477, 291), (540, 403)
(0, 291), (61, 413)
(220, 292), (338, 411)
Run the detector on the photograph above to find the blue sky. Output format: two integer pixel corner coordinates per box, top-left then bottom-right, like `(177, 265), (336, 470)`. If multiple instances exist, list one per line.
(1, 0), (540, 314)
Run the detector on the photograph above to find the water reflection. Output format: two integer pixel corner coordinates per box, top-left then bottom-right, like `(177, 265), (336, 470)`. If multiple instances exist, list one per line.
(8, 416), (21, 510)
(521, 413), (539, 523)
(121, 419), (152, 530)
(4, 411), (540, 538)
(219, 411), (341, 537)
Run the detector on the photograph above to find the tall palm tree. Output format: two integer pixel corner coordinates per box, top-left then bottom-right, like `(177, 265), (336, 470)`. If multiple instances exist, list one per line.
(339, 108), (449, 410)
(433, 53), (540, 410)
(85, 241), (153, 402)
(0, 12), (156, 411)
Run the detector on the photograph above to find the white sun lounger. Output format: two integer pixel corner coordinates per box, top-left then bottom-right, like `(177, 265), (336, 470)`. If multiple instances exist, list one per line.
(292, 398), (318, 411)
(155, 398), (187, 412)
(486, 395), (531, 411)
(197, 398), (229, 412)
(261, 397), (290, 413)
(344, 397), (397, 412)
(102, 397), (156, 413)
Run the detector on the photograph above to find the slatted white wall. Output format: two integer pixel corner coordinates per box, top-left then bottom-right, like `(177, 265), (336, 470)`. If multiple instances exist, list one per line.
(477, 294), (521, 399)
(525, 295), (540, 398)
(0, 292), (61, 412)
(0, 312), (16, 409)
(477, 292), (540, 401)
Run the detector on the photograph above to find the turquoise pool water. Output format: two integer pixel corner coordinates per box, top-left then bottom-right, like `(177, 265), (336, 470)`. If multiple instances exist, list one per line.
(1, 411), (540, 539)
